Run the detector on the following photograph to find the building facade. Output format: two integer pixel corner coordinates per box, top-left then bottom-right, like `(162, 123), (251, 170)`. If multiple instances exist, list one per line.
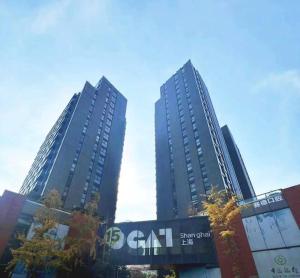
(19, 77), (127, 222)
(155, 60), (242, 220)
(221, 125), (255, 200)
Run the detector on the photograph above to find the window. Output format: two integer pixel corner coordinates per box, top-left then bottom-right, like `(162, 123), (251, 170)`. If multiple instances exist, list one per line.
(186, 152), (191, 161)
(108, 114), (113, 120)
(106, 119), (112, 126)
(94, 176), (101, 185)
(96, 167), (102, 175)
(191, 194), (198, 200)
(184, 145), (190, 154)
(98, 156), (105, 165)
(183, 137), (189, 145)
(188, 176), (195, 183)
(70, 163), (76, 171)
(102, 141), (108, 148)
(199, 156), (204, 162)
(100, 148), (106, 156)
(103, 133), (109, 140)
(105, 126), (110, 133)
(94, 175), (101, 184)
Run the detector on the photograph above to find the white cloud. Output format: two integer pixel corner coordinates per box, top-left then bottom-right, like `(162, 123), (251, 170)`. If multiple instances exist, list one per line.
(29, 0), (109, 34)
(30, 0), (71, 34)
(255, 70), (300, 94)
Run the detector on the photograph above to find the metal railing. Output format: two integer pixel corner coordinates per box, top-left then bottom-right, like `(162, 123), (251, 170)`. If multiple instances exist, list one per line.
(238, 189), (284, 207)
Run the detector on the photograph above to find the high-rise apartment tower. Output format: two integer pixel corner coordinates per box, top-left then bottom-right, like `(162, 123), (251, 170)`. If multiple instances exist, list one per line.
(221, 125), (255, 200)
(20, 77), (127, 222)
(155, 60), (242, 220)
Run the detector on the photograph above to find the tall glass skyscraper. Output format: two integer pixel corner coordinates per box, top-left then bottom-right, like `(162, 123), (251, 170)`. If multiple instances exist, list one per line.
(155, 60), (243, 220)
(20, 77), (127, 223)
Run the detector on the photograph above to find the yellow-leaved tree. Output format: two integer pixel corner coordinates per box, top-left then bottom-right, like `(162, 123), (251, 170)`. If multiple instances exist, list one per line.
(7, 190), (103, 277)
(202, 186), (242, 278)
(6, 190), (69, 277)
(62, 192), (102, 276)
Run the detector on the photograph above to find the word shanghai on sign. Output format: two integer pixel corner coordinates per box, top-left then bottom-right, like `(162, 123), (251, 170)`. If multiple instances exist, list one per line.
(102, 217), (218, 265)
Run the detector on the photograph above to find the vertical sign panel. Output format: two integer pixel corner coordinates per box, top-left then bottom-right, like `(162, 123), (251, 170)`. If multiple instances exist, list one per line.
(253, 247), (300, 277)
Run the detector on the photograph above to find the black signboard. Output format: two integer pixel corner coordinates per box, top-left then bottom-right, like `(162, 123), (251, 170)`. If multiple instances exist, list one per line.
(102, 216), (218, 266)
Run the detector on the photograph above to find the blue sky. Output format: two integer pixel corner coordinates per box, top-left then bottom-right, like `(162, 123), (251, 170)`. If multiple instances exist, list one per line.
(0, 0), (300, 222)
